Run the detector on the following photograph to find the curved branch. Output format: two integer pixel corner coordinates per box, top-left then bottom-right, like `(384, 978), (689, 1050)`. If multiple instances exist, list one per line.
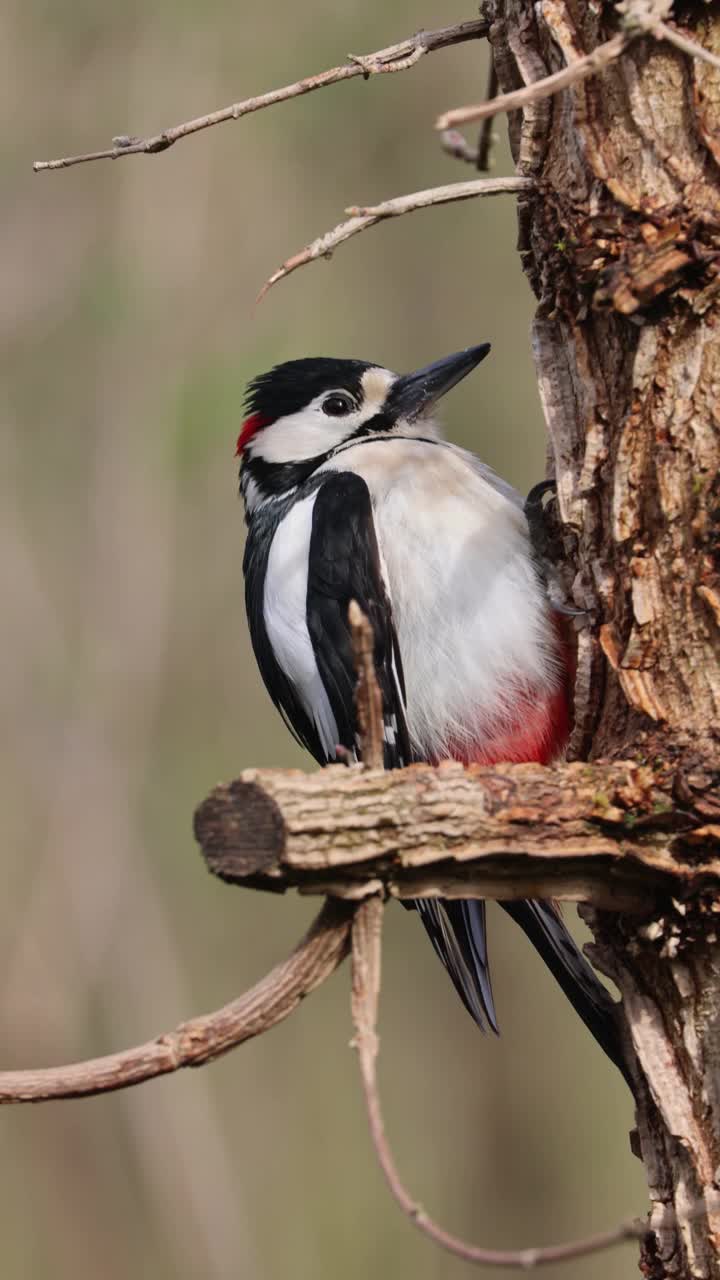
(0, 898), (353, 1104)
(351, 899), (646, 1269)
(256, 177), (532, 301)
(33, 18), (488, 172)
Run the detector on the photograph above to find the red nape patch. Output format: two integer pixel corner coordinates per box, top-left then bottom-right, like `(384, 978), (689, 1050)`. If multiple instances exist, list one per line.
(236, 413), (270, 456)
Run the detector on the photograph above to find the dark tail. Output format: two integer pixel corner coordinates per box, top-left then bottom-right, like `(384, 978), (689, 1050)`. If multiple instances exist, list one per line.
(501, 899), (629, 1083)
(414, 896), (630, 1085)
(415, 898), (498, 1033)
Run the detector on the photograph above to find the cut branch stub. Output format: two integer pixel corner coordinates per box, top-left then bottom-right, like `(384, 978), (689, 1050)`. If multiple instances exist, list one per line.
(193, 758), (720, 910)
(195, 778), (286, 891)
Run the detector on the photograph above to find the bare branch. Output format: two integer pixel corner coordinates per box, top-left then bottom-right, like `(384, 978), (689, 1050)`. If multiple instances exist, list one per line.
(439, 128), (480, 165)
(33, 19), (488, 172)
(655, 21), (720, 71)
(256, 177), (533, 301)
(350, 898), (645, 1269)
(348, 176), (533, 217)
(348, 601), (384, 769)
(436, 32), (628, 130)
(0, 899), (353, 1104)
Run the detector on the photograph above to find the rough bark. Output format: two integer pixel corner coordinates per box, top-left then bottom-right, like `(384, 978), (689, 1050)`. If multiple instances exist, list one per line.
(487, 1), (720, 1273)
(194, 759), (719, 911)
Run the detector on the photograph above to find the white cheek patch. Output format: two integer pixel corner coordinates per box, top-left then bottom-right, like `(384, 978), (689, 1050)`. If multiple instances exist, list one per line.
(246, 368), (398, 466)
(247, 408), (354, 464)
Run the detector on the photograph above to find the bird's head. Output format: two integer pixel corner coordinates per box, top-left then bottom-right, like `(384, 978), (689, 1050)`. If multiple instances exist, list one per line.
(238, 344), (491, 508)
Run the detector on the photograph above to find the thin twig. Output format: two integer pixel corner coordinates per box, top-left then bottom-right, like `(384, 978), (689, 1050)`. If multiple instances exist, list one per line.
(0, 899), (353, 1103)
(348, 601), (384, 770)
(439, 129), (479, 165)
(476, 61), (499, 171)
(350, 898), (646, 1269)
(256, 176), (532, 301)
(655, 21), (720, 71)
(348, 176), (532, 217)
(440, 64), (499, 170)
(33, 19), (488, 172)
(436, 31), (628, 130)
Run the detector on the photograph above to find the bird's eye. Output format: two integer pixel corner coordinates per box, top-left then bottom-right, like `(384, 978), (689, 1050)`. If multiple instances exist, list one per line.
(322, 393), (355, 417)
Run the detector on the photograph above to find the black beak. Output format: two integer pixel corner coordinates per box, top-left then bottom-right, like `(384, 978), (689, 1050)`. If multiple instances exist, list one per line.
(387, 343), (491, 422)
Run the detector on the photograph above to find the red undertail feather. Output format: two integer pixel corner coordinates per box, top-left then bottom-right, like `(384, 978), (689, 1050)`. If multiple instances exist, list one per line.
(453, 619), (573, 767)
(449, 684), (570, 768)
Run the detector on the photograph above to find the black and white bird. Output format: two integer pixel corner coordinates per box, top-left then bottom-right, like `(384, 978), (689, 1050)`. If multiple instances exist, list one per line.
(237, 344), (625, 1076)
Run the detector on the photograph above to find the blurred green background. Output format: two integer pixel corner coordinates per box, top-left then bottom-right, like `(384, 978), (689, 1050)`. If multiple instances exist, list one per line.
(2, 3), (644, 1277)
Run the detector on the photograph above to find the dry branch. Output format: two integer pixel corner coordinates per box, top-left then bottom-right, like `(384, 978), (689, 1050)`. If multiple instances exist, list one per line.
(440, 128), (480, 165)
(32, 18), (488, 172)
(655, 20), (720, 71)
(194, 758), (720, 909)
(256, 177), (532, 300)
(436, 32), (629, 130)
(0, 899), (353, 1104)
(351, 899), (645, 1269)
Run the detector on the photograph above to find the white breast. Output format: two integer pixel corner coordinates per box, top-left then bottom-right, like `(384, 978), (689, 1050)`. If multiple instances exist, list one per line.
(321, 438), (560, 760)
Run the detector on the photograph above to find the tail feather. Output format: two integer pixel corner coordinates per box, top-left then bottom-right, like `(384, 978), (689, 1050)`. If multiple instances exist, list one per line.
(415, 898), (498, 1033)
(501, 899), (629, 1081)
(414, 895), (629, 1084)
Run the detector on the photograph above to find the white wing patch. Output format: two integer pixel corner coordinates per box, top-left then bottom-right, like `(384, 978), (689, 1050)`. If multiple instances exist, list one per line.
(263, 493), (339, 758)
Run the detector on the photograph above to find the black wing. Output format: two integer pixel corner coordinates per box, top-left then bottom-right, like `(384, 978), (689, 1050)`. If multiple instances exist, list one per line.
(415, 899), (499, 1033)
(306, 471), (411, 768)
(308, 475), (500, 1028)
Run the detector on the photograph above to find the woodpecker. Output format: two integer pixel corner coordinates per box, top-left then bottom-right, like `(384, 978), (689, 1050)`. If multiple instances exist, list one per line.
(237, 344), (625, 1077)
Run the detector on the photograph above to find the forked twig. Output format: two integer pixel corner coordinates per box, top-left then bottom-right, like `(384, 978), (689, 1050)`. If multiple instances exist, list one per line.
(33, 19), (488, 172)
(256, 176), (532, 301)
(350, 898), (646, 1269)
(0, 899), (353, 1103)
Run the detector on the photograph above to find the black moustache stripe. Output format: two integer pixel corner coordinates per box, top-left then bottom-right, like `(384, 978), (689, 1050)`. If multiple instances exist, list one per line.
(241, 427), (441, 508)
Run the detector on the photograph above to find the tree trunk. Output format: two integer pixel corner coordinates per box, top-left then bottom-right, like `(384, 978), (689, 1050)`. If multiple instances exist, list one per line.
(489, 1), (720, 1272)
